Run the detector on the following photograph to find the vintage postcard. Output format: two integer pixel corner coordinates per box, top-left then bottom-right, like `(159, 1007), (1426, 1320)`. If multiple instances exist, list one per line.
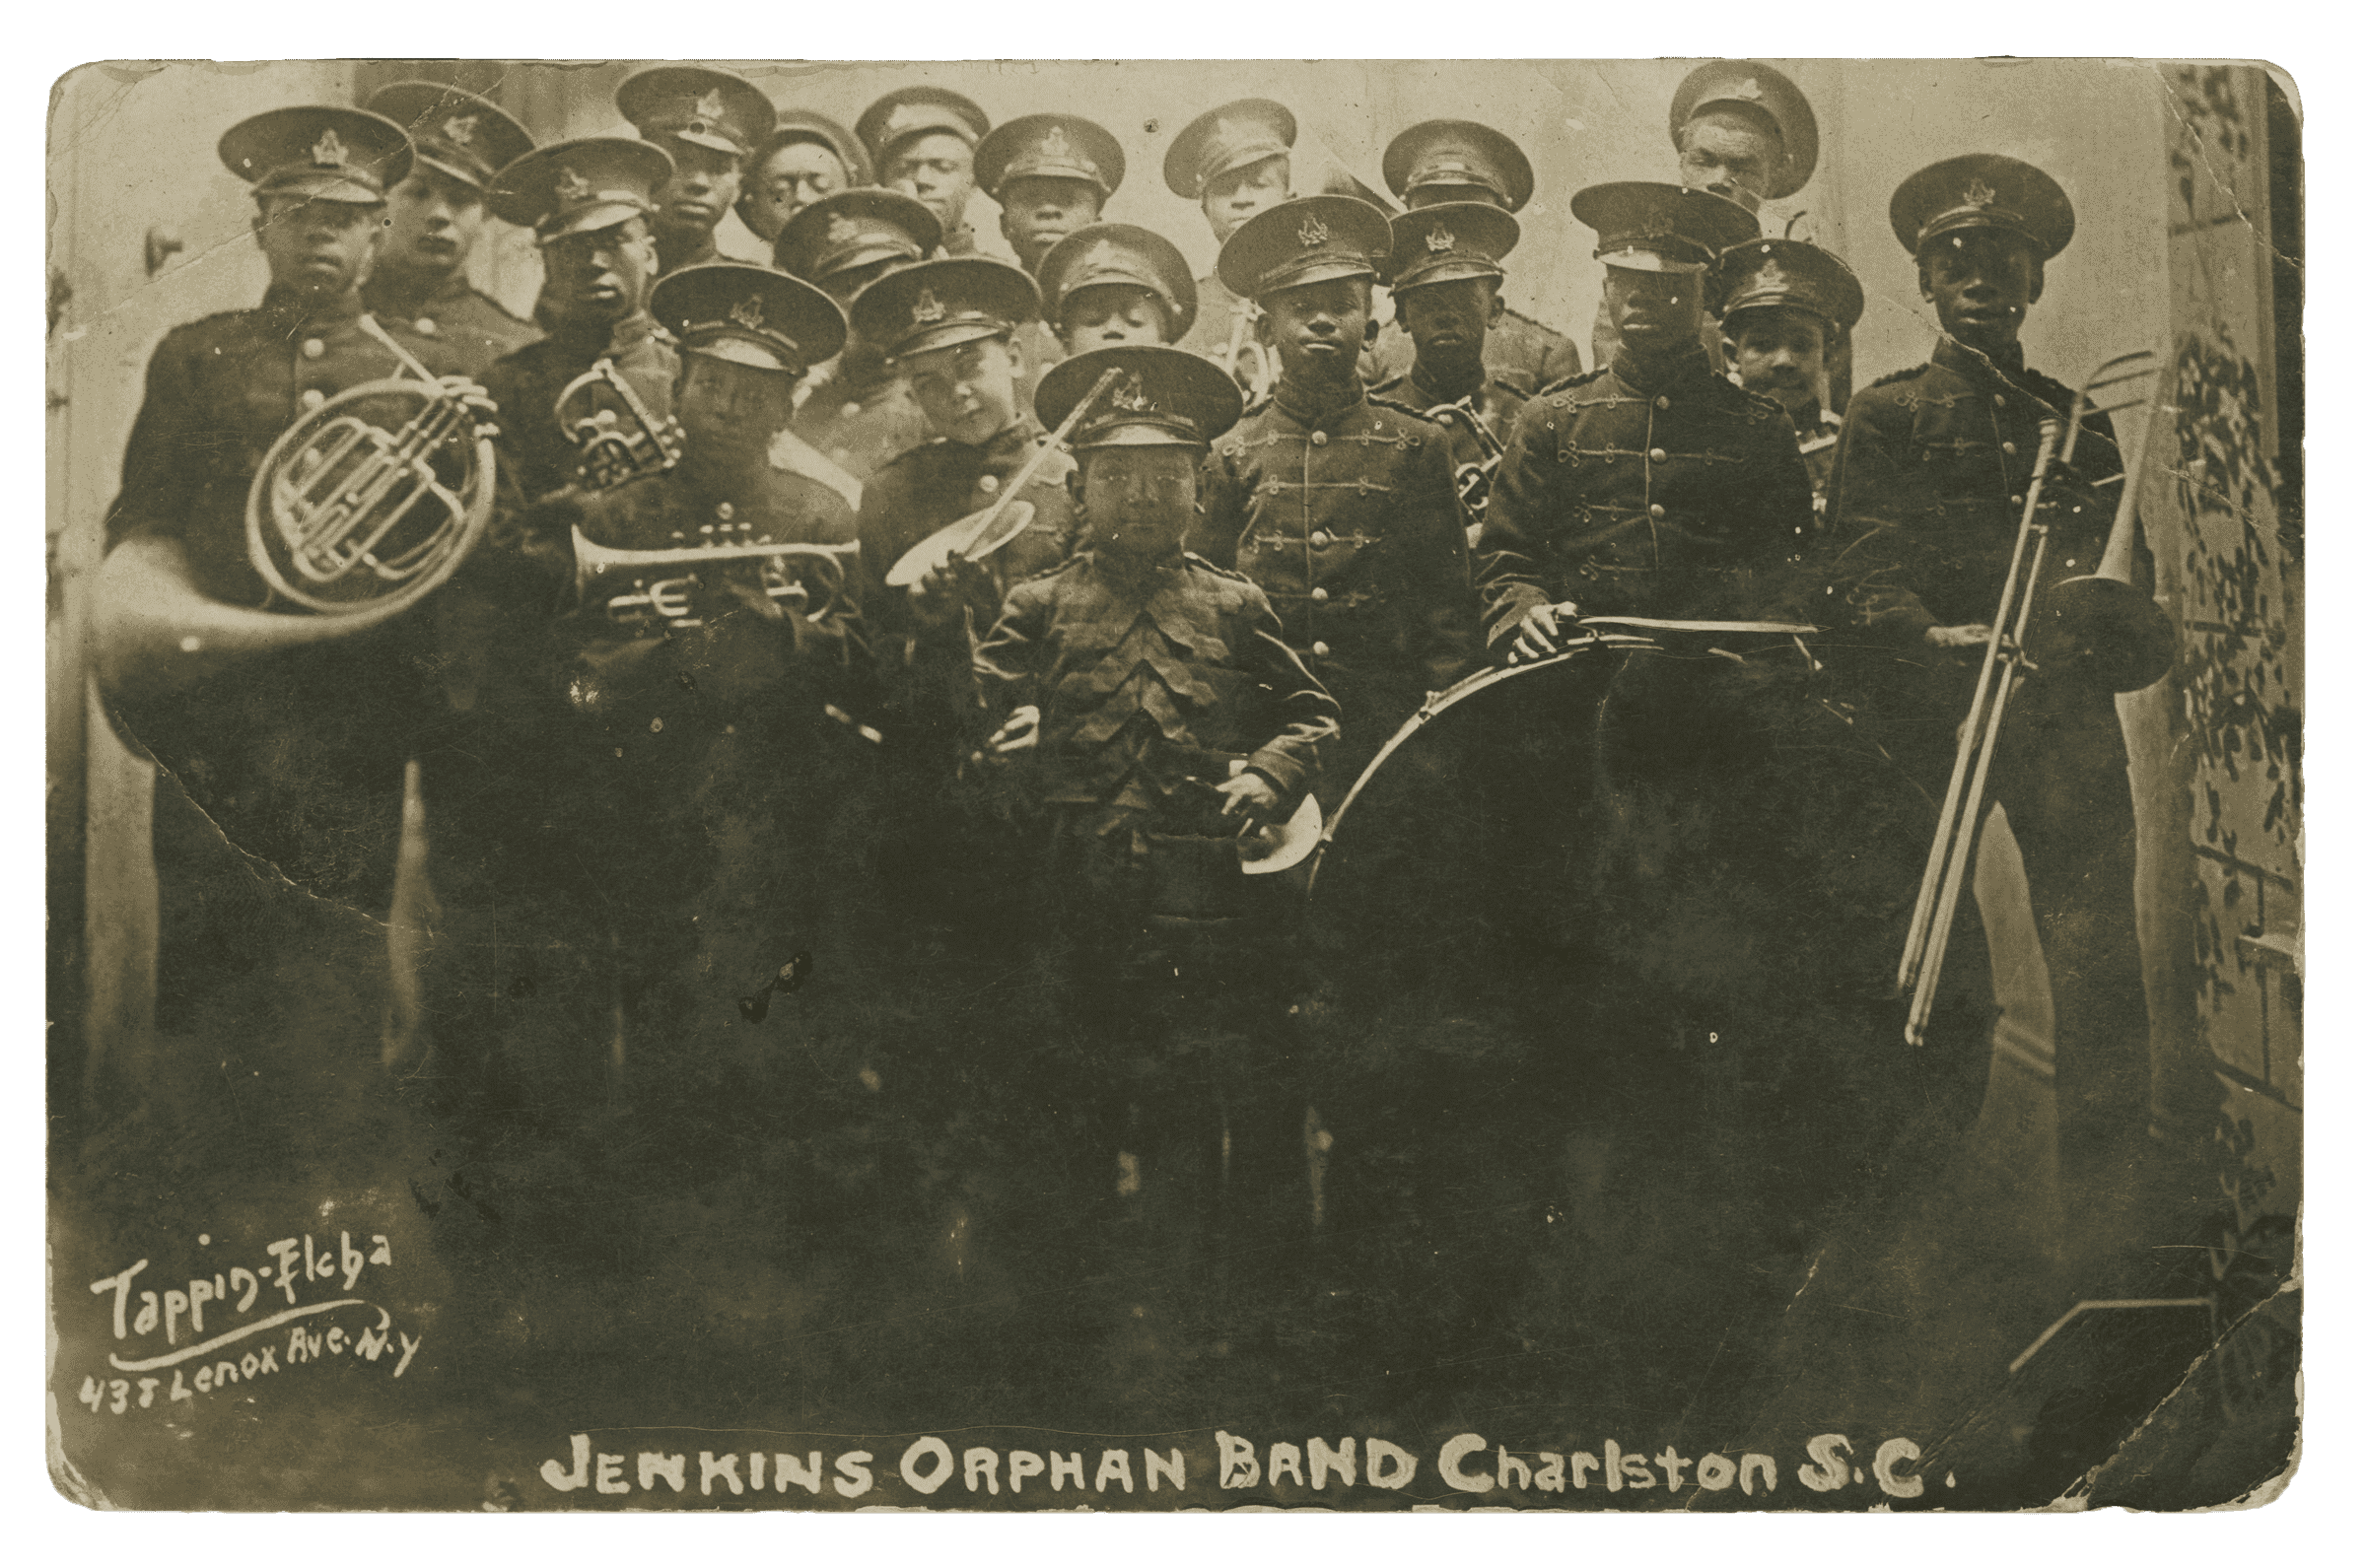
(44, 57), (2301, 1512)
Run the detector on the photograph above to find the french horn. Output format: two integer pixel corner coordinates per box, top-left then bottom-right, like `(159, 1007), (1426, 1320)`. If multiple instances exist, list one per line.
(555, 358), (685, 492)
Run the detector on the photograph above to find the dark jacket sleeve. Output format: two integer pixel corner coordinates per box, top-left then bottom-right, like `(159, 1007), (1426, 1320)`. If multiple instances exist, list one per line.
(1399, 426), (1480, 692)
(1471, 389), (1562, 648)
(1187, 444), (1249, 570)
(1734, 395), (1821, 621)
(971, 577), (1050, 721)
(1237, 588), (1339, 801)
(104, 330), (202, 551)
(1822, 392), (1938, 643)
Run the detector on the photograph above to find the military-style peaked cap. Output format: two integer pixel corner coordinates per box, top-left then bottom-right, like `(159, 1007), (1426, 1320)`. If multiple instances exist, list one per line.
(1387, 202), (1520, 292)
(221, 106), (412, 204)
(1037, 224), (1198, 341)
(1668, 60), (1819, 200)
(1163, 99), (1295, 198)
(1382, 119), (1535, 212)
(1889, 154), (2074, 261)
(1038, 346), (1243, 451)
(774, 188), (941, 285)
(488, 137), (674, 241)
(850, 255), (1041, 360)
(753, 109), (872, 186)
(975, 113), (1126, 199)
(1712, 238), (1864, 329)
(856, 87), (991, 163)
(1216, 195), (1391, 300)
(1570, 181), (1758, 273)
(616, 67), (775, 159)
(365, 82), (533, 193)
(653, 262), (847, 374)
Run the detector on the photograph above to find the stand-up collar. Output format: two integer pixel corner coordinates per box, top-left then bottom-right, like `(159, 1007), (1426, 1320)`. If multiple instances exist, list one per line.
(1272, 373), (1364, 428)
(1608, 342), (1714, 393)
(258, 283), (366, 334)
(1933, 333), (2028, 381)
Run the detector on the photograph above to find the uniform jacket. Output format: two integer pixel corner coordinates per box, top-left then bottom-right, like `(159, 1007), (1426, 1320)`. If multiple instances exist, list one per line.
(1824, 335), (2147, 644)
(792, 344), (935, 482)
(1189, 378), (1478, 722)
(479, 312), (681, 508)
(1367, 364), (1528, 531)
(1476, 345), (1814, 644)
(974, 549), (1338, 810)
(854, 415), (1080, 639)
(104, 286), (479, 603)
(1173, 271), (1272, 396)
(363, 268), (538, 380)
(1367, 306), (1584, 397)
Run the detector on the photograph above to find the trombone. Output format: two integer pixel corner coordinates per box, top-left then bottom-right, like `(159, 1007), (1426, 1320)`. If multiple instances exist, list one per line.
(1894, 346), (2170, 1047)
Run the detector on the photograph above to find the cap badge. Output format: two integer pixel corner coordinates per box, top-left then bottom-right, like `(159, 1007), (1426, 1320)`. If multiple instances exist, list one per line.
(1963, 177), (1997, 208)
(1297, 214), (1331, 248)
(1040, 125), (1071, 160)
(311, 128), (348, 169)
(825, 213), (861, 244)
(691, 89), (728, 130)
(1107, 374), (1156, 414)
(1756, 258), (1785, 290)
(442, 114), (478, 147)
(1215, 115), (1256, 151)
(553, 165), (593, 204)
(1735, 77), (1764, 101)
(1079, 239), (1120, 274)
(887, 104), (924, 137)
(1425, 226), (1456, 254)
(730, 296), (767, 331)
(912, 288), (947, 325)
(1639, 210), (1676, 239)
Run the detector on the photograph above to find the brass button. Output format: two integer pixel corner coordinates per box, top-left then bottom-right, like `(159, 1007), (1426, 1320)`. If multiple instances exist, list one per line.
(1648, 504), (1666, 520)
(1654, 396), (1671, 411)
(1311, 641), (1330, 657)
(1310, 586), (1329, 602)
(841, 401), (862, 419)
(301, 338), (324, 359)
(299, 388), (326, 411)
(979, 474), (1000, 494)
(2001, 441), (2018, 456)
(1309, 530), (1332, 547)
(1993, 394), (2008, 407)
(1310, 430), (1329, 446)
(413, 317), (438, 336)
(2010, 494), (2026, 507)
(717, 502), (735, 521)
(1648, 447), (1667, 462)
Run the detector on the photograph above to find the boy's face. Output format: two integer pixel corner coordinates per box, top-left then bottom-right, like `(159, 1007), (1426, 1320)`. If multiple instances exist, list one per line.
(1919, 232), (2042, 353)
(998, 176), (1103, 272)
(675, 352), (799, 449)
(541, 216), (660, 325)
(1077, 444), (1199, 558)
(741, 139), (849, 242)
(1602, 266), (1705, 359)
(251, 195), (381, 301)
(1201, 155), (1289, 243)
(1397, 277), (1502, 365)
(885, 132), (977, 232)
(381, 168), (484, 277)
(1059, 285), (1170, 354)
(1725, 307), (1829, 416)
(1259, 276), (1374, 385)
(902, 334), (1020, 446)
(1677, 108), (1780, 214)
(654, 139), (743, 242)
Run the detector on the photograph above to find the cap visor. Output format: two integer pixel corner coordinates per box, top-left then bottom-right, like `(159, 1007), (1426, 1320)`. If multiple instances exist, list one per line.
(1077, 424), (1205, 449)
(1395, 260), (1504, 290)
(818, 241), (919, 279)
(891, 320), (1012, 359)
(662, 129), (747, 158)
(1601, 249), (1705, 275)
(416, 152), (493, 191)
(1257, 259), (1377, 296)
(257, 172), (385, 204)
(540, 201), (653, 240)
(686, 337), (800, 373)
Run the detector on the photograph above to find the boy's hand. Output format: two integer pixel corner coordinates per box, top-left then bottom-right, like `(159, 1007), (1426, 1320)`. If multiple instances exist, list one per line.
(1509, 601), (1575, 663)
(988, 704), (1040, 754)
(1218, 771), (1282, 818)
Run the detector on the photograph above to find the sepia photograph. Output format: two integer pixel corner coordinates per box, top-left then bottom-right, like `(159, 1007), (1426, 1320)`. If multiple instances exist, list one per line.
(43, 53), (2303, 1514)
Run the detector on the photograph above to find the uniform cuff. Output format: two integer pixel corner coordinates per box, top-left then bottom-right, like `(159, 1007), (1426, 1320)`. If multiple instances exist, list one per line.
(1246, 747), (1307, 799)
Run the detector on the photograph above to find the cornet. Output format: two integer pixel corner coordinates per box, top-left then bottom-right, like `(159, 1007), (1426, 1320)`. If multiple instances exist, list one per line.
(572, 528), (861, 630)
(555, 358), (685, 492)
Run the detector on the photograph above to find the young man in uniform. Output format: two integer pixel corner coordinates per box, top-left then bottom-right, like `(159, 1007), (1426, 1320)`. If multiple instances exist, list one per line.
(614, 66), (775, 277)
(1712, 237), (1863, 516)
(975, 343), (1338, 1248)
(1367, 200), (1526, 538)
(1368, 118), (1581, 394)
(971, 112), (1127, 277)
(1163, 99), (1297, 395)
(1188, 194), (1476, 801)
(1036, 223), (1198, 357)
(360, 82), (538, 378)
(1825, 154), (2158, 1190)
(733, 109), (869, 250)
(857, 87), (993, 257)
(775, 187), (942, 482)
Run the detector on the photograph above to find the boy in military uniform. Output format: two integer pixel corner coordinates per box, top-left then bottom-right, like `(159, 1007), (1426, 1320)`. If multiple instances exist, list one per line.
(1189, 195), (1477, 800)
(1036, 223), (1198, 357)
(1712, 237), (1863, 515)
(361, 82), (539, 378)
(1481, 181), (1803, 659)
(1163, 99), (1297, 395)
(975, 344), (1338, 1232)
(972, 112), (1127, 276)
(1368, 201), (1526, 539)
(775, 188), (941, 482)
(1825, 155), (2157, 1185)
(733, 110), (869, 249)
(614, 66), (775, 278)
(1367, 119), (1581, 394)
(857, 88), (992, 257)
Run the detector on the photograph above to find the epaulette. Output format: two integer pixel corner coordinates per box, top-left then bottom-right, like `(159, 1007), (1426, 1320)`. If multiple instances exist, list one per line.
(1533, 369), (1604, 403)
(1489, 376), (1532, 401)
(1367, 393), (1432, 421)
(475, 287), (534, 327)
(1009, 552), (1086, 588)
(1733, 384), (1789, 423)
(1184, 551), (1254, 584)
(1503, 306), (1574, 339)
(1866, 365), (1924, 391)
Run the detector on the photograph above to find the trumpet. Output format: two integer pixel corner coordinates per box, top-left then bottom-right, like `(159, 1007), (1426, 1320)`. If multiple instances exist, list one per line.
(556, 358), (685, 492)
(1425, 398), (1506, 519)
(572, 528), (860, 630)
(1893, 346), (2172, 1047)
